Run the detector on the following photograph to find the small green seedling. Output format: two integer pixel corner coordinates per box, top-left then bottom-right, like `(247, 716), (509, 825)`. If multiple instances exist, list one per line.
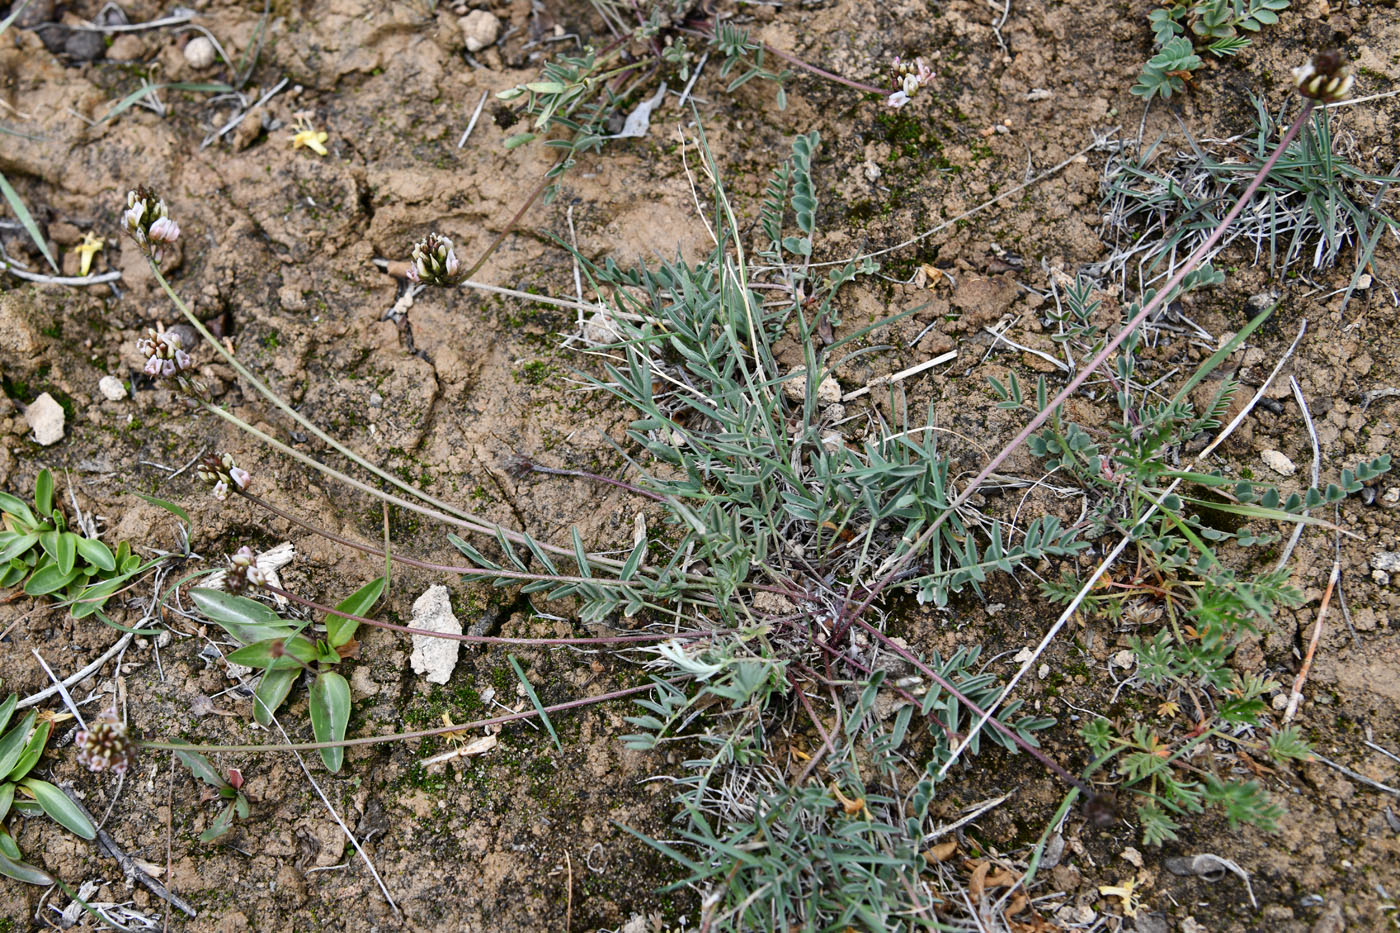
(175, 750), (250, 842)
(189, 577), (384, 772)
(0, 469), (149, 624)
(0, 694), (98, 884)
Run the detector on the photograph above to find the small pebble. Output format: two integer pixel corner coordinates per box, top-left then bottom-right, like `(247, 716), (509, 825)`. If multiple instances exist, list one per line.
(25, 393), (65, 445)
(106, 34), (147, 62)
(1110, 649), (1135, 670)
(459, 9), (501, 52)
(98, 376), (127, 401)
(1261, 449), (1296, 477)
(183, 36), (217, 69)
(63, 29), (106, 62)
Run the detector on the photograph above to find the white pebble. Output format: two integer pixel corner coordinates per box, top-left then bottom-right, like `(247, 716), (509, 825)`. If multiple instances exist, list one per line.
(183, 36), (216, 69)
(459, 9), (501, 52)
(409, 585), (462, 684)
(1110, 649), (1135, 670)
(1261, 449), (1296, 477)
(25, 392), (64, 445)
(98, 375), (127, 401)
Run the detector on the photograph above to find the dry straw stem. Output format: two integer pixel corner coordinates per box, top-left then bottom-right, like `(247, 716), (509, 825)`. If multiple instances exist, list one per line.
(1284, 558), (1340, 723)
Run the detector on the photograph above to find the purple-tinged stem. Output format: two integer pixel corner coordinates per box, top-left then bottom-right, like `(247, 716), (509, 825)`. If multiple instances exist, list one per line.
(520, 460), (666, 502)
(844, 98), (1318, 623)
(143, 680), (661, 753)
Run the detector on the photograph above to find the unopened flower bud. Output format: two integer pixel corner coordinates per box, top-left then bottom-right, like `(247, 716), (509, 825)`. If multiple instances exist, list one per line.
(198, 453), (251, 501)
(136, 327), (192, 380)
(75, 709), (137, 775)
(223, 545), (268, 592)
(407, 233), (466, 287)
(1293, 49), (1353, 103)
(121, 186), (179, 260)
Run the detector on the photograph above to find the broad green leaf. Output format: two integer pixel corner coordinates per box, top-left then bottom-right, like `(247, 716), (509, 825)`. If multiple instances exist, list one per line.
(0, 693), (15, 734)
(7, 719), (49, 781)
(198, 802), (236, 842)
(33, 470), (52, 516)
(326, 576), (384, 648)
(175, 749), (227, 788)
(226, 635), (316, 671)
(0, 825), (20, 860)
(309, 672), (350, 773)
(0, 710), (35, 777)
(0, 532), (37, 562)
(190, 588), (298, 645)
(69, 575), (128, 619)
(252, 669), (297, 727)
(24, 560), (81, 596)
(0, 491), (36, 528)
(0, 781), (12, 822)
(74, 536), (116, 573)
(20, 779), (95, 839)
(0, 170), (57, 272)
(55, 532), (76, 576)
(0, 849), (54, 886)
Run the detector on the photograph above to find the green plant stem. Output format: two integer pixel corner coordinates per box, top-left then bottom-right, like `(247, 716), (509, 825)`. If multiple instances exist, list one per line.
(263, 583), (733, 647)
(144, 680), (661, 753)
(844, 96), (1318, 623)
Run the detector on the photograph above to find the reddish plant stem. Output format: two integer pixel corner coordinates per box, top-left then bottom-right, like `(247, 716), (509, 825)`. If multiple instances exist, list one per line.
(843, 98), (1318, 625)
(143, 680), (662, 753)
(463, 168), (559, 280)
(521, 460), (667, 502)
(262, 583), (731, 647)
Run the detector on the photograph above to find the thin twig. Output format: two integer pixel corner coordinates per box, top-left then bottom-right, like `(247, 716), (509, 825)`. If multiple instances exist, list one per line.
(1, 264), (122, 286)
(29, 649), (87, 729)
(940, 318), (1308, 776)
(456, 90), (489, 149)
(143, 680), (661, 753)
(1276, 375), (1321, 571)
(1284, 559), (1340, 723)
(18, 634), (134, 710)
(1310, 752), (1400, 796)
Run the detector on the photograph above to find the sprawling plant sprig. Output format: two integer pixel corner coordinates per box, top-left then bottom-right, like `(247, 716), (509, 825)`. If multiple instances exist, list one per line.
(0, 694), (98, 885)
(1000, 213), (1392, 848)
(1, 468), (153, 625)
(1133, 0), (1290, 98)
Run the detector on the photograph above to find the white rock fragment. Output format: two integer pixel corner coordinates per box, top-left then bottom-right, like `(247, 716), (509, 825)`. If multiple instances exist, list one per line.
(409, 585), (461, 684)
(459, 9), (501, 52)
(183, 36), (216, 69)
(1012, 646), (1035, 665)
(1037, 663), (1050, 680)
(1371, 551), (1400, 573)
(782, 366), (841, 406)
(25, 392), (64, 445)
(1261, 449), (1296, 477)
(98, 376), (127, 401)
(1110, 649), (1136, 670)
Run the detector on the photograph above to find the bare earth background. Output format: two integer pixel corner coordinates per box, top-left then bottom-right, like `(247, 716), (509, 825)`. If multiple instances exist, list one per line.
(2, 0), (1400, 930)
